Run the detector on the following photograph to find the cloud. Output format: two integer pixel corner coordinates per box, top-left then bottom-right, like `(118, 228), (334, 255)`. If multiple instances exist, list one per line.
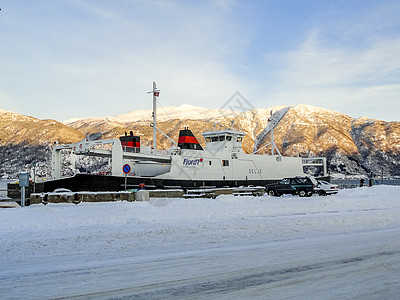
(0, 0), (252, 120)
(1, 1), (399, 122)
(263, 30), (400, 121)
(279, 31), (400, 86)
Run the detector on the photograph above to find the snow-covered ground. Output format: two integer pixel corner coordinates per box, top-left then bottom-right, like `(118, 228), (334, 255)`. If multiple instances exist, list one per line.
(1, 186), (399, 299)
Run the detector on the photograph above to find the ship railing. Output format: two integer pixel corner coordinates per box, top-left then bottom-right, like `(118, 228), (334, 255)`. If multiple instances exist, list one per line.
(122, 147), (174, 156)
(153, 149), (172, 155)
(122, 146), (140, 153)
(302, 158), (325, 165)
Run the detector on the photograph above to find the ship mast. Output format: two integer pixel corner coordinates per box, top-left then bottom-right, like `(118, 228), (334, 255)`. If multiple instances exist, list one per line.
(148, 82), (160, 150)
(152, 82), (157, 150)
(147, 82), (178, 149)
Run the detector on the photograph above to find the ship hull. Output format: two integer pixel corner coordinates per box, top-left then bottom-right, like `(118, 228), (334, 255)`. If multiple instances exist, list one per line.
(39, 173), (330, 193)
(39, 173), (277, 192)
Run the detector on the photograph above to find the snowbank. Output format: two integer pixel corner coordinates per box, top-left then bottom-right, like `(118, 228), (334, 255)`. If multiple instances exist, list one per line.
(1, 185), (400, 299)
(1, 185), (399, 260)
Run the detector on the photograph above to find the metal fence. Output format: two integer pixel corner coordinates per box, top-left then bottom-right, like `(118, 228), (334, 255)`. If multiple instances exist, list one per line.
(331, 179), (400, 189)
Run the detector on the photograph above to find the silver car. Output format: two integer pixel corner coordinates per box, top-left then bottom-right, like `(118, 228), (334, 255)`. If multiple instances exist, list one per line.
(316, 180), (339, 196)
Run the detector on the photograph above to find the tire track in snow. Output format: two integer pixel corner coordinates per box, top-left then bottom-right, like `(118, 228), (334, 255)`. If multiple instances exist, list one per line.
(57, 249), (400, 300)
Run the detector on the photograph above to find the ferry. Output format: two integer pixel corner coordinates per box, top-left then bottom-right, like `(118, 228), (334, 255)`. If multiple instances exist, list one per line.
(41, 83), (327, 192)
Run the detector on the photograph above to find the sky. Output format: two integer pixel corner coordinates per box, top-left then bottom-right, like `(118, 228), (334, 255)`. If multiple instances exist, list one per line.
(0, 0), (399, 122)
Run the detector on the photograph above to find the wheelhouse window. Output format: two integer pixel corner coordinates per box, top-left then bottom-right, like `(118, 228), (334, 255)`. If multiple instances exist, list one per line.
(211, 136), (219, 142)
(222, 160), (229, 166)
(226, 136), (232, 141)
(219, 136), (225, 141)
(237, 137), (243, 142)
(205, 137), (211, 142)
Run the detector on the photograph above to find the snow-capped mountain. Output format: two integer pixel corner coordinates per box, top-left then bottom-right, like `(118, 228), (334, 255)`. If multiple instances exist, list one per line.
(1, 104), (399, 178)
(63, 104), (238, 126)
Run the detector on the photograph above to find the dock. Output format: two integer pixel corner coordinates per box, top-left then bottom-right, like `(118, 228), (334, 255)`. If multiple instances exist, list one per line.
(5, 184), (264, 207)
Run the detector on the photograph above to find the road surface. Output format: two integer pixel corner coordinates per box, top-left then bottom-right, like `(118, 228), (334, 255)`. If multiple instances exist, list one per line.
(1, 226), (399, 299)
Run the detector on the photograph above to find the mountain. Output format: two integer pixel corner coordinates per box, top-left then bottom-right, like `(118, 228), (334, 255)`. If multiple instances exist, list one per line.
(0, 109), (85, 178)
(350, 117), (400, 176)
(0, 109), (84, 146)
(60, 104), (400, 177)
(63, 104), (238, 127)
(1, 105), (399, 178)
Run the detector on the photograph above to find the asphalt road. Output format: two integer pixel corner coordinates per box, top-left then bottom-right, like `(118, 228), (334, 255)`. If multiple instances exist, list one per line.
(1, 227), (399, 299)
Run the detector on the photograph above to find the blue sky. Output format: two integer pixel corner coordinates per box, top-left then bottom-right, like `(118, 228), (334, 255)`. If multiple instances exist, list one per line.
(1, 0), (399, 121)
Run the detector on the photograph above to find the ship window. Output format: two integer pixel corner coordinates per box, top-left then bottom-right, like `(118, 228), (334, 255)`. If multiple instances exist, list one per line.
(211, 136), (219, 142)
(237, 137), (243, 142)
(219, 136), (225, 141)
(209, 161), (212, 165)
(205, 137), (211, 142)
(222, 160), (229, 166)
(226, 136), (232, 141)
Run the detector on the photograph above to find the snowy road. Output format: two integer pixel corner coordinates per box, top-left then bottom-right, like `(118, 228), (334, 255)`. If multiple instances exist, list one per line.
(1, 227), (400, 299)
(1, 186), (400, 299)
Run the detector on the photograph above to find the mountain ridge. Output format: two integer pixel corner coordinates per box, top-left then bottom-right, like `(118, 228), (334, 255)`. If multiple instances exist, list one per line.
(1, 104), (399, 178)
(62, 104), (240, 126)
(0, 109), (84, 146)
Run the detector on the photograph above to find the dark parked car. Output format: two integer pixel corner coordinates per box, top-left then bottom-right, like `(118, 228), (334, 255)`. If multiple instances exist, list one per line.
(265, 177), (316, 197)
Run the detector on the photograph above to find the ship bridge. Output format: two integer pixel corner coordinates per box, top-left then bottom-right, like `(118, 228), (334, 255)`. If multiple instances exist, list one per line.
(201, 130), (246, 153)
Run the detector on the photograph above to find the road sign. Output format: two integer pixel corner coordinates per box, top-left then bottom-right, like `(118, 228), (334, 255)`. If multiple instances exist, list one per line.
(122, 164), (131, 174)
(19, 172), (29, 187)
(19, 172), (29, 208)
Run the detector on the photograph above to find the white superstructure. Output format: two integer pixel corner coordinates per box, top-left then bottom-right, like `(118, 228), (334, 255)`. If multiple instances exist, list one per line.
(52, 128), (326, 184)
(51, 82), (327, 188)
